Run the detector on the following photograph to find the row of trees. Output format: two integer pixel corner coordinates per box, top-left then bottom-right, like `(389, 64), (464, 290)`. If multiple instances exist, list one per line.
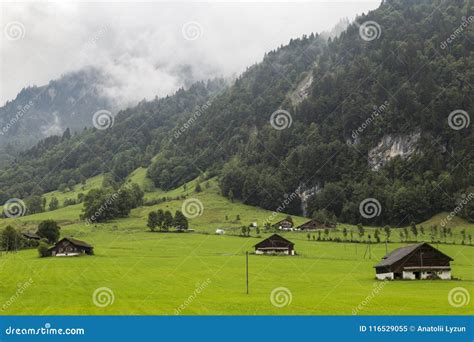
(147, 209), (188, 232)
(305, 223), (473, 245)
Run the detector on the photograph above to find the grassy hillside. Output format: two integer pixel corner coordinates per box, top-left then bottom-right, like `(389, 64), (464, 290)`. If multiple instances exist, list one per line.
(0, 172), (473, 315)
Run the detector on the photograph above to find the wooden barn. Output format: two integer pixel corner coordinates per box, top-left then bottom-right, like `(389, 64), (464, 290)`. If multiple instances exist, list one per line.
(272, 219), (293, 230)
(297, 219), (336, 230)
(48, 237), (94, 257)
(374, 243), (453, 280)
(254, 234), (295, 255)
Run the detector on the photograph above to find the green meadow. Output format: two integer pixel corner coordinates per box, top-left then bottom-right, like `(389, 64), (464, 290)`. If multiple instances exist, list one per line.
(0, 175), (473, 315)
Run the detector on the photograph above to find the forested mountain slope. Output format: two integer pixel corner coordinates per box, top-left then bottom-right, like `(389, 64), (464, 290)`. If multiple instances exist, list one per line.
(0, 0), (472, 227)
(150, 0), (473, 225)
(0, 67), (115, 157)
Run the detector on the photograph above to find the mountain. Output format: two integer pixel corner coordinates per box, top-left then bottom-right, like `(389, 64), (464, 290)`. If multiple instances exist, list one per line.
(0, 0), (472, 226)
(0, 67), (117, 158)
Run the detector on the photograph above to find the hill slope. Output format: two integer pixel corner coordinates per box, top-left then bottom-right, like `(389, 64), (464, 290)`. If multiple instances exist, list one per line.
(0, 0), (472, 228)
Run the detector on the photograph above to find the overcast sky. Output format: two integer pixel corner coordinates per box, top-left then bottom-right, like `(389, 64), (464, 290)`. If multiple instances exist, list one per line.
(1, 1), (380, 106)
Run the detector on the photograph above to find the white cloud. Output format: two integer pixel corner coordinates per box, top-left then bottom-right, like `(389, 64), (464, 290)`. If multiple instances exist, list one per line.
(0, 1), (379, 107)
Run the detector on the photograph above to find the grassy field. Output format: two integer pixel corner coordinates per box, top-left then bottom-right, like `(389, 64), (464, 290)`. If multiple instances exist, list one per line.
(0, 172), (473, 315)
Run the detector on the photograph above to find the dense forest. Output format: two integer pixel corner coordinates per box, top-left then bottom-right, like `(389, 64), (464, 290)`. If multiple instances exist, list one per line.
(0, 0), (472, 226)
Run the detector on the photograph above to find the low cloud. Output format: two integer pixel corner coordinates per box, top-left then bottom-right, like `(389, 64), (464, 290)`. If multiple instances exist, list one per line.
(1, 1), (379, 107)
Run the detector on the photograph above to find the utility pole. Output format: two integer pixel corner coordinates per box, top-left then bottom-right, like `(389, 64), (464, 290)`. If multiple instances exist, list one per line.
(246, 251), (249, 295)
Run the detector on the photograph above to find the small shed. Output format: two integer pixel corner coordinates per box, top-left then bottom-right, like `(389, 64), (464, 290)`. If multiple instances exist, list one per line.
(374, 242), (453, 280)
(254, 234), (295, 255)
(48, 237), (94, 257)
(22, 232), (41, 240)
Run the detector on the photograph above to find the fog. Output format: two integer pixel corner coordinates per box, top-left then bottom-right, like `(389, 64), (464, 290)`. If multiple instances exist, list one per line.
(1, 1), (380, 107)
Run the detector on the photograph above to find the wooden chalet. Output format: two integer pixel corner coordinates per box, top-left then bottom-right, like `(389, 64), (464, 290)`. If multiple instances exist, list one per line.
(374, 243), (453, 280)
(254, 234), (295, 255)
(48, 237), (94, 257)
(272, 219), (293, 230)
(296, 219), (336, 230)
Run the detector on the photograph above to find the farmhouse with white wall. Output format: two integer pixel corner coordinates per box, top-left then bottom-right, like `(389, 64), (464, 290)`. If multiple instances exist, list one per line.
(374, 243), (453, 280)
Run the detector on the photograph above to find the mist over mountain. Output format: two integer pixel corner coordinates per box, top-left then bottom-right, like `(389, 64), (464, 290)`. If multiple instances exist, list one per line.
(0, 0), (472, 227)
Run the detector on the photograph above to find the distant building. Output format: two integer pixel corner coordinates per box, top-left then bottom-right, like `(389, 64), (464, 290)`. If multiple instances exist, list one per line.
(21, 232), (41, 240)
(254, 234), (295, 255)
(296, 219), (335, 230)
(215, 229), (225, 235)
(272, 219), (293, 231)
(374, 243), (453, 280)
(48, 237), (94, 257)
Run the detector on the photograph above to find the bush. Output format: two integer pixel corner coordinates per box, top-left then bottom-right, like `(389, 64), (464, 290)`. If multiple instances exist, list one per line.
(38, 241), (50, 258)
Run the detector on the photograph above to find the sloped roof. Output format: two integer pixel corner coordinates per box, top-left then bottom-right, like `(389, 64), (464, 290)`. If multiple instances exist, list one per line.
(254, 234), (294, 248)
(61, 237), (93, 248)
(374, 242), (452, 268)
(22, 231), (40, 239)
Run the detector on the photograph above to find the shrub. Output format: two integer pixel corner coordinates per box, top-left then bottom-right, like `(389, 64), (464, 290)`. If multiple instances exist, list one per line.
(38, 241), (50, 258)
